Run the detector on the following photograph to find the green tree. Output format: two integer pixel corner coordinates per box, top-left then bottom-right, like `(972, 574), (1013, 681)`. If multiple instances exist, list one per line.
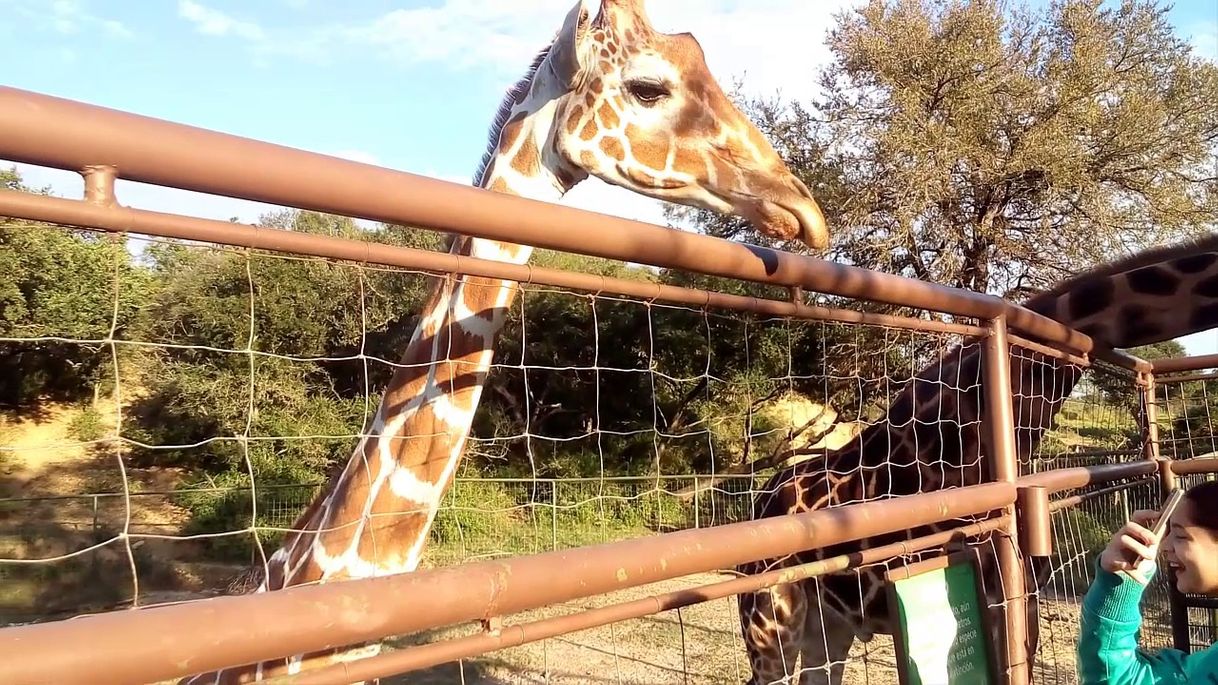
(128, 210), (447, 478)
(671, 0), (1218, 299)
(0, 167), (153, 407)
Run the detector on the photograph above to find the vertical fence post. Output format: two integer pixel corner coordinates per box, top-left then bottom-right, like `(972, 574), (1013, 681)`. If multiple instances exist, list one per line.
(90, 494), (102, 581)
(981, 316), (1029, 685)
(550, 480), (559, 551)
(1143, 372), (1192, 651)
(692, 475), (700, 529)
(1140, 371), (1163, 462)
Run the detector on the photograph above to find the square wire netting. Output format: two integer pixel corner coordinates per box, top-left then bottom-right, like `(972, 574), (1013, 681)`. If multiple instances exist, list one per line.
(0, 215), (1002, 685)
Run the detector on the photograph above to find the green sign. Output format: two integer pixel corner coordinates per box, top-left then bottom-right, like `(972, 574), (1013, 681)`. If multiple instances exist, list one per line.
(886, 552), (996, 685)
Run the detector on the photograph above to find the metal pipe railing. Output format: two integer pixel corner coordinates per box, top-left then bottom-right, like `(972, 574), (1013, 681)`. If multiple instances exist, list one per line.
(0, 191), (987, 339)
(0, 481), (1016, 685)
(981, 316), (1029, 685)
(0, 86), (1087, 352)
(1152, 354), (1218, 375)
(285, 515), (1015, 684)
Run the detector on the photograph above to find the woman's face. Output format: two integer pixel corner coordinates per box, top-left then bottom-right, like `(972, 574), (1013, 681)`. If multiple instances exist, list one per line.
(1163, 500), (1218, 595)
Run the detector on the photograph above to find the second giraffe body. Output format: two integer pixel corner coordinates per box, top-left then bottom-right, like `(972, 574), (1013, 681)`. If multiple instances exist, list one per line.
(739, 236), (1218, 685)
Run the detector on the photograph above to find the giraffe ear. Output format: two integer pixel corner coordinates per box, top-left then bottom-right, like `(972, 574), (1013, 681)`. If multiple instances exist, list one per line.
(549, 0), (592, 88)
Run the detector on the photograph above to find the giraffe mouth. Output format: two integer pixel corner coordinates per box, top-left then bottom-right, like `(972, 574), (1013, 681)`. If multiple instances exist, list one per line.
(741, 196), (829, 252)
(722, 174), (828, 252)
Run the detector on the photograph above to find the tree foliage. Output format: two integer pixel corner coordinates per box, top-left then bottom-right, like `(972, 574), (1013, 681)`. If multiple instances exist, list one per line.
(2, 0), (1215, 496)
(671, 0), (1218, 300)
(0, 169), (152, 407)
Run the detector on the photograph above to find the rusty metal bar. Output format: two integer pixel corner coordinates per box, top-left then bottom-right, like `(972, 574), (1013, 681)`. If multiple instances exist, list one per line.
(0, 191), (989, 339)
(1016, 487), (1051, 557)
(1154, 370), (1218, 385)
(1169, 458), (1218, 476)
(1095, 348), (1152, 374)
(286, 516), (1013, 684)
(1141, 372), (1162, 462)
(1152, 354), (1218, 375)
(1158, 458), (1179, 496)
(1018, 462), (1158, 493)
(0, 482), (1015, 685)
(0, 86), (1087, 351)
(980, 316), (1028, 685)
(1047, 477), (1158, 513)
(1006, 333), (1090, 368)
(1041, 448), (1139, 461)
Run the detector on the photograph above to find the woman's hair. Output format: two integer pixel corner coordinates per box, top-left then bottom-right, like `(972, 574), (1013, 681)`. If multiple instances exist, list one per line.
(1183, 480), (1218, 532)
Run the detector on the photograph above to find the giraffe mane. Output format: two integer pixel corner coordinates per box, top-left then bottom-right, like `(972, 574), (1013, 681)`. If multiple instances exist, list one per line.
(1025, 231), (1218, 307)
(472, 41), (557, 188)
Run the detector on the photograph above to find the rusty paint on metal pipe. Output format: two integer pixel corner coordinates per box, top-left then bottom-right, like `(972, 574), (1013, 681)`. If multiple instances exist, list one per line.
(1095, 348), (1152, 374)
(1048, 478), (1158, 513)
(1155, 370), (1218, 385)
(1018, 462), (1157, 493)
(81, 165), (117, 207)
(1006, 333), (1090, 368)
(0, 190), (990, 340)
(1140, 373), (1162, 463)
(1169, 458), (1218, 476)
(1016, 487), (1052, 557)
(283, 516), (1013, 684)
(0, 482), (1015, 685)
(1152, 354), (1218, 375)
(0, 86), (1087, 351)
(981, 316), (1029, 685)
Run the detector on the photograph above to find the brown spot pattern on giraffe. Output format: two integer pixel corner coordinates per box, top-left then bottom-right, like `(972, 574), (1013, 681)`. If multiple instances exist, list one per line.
(626, 129), (669, 170)
(1125, 265), (1180, 296)
(599, 136), (625, 162)
(596, 101), (619, 129)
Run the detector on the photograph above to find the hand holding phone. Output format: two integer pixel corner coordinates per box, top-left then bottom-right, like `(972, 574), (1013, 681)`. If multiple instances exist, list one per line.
(1114, 488), (1185, 586)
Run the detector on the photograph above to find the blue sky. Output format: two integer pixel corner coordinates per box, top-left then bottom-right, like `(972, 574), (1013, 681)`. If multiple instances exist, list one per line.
(2, 0), (1217, 353)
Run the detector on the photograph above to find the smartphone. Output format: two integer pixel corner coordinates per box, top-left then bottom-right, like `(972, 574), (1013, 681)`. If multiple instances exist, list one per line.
(1119, 488), (1186, 586)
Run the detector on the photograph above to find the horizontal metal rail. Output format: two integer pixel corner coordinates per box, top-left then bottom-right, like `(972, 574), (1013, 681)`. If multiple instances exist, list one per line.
(1155, 370), (1218, 385)
(0, 191), (988, 339)
(0, 86), (1086, 352)
(1153, 354), (1218, 375)
(285, 516), (1013, 684)
(1170, 458), (1218, 476)
(0, 482), (1015, 685)
(1017, 461), (1158, 493)
(1047, 477), (1159, 513)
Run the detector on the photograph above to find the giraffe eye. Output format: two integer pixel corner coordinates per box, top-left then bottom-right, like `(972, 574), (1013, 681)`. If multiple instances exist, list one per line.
(626, 80), (670, 105)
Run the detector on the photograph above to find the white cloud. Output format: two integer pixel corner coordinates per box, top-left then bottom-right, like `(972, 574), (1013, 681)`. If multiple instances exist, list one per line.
(178, 0), (265, 41)
(13, 0), (135, 39)
(195, 1), (855, 103)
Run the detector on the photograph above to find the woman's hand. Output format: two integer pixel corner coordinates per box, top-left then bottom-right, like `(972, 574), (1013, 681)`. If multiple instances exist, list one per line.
(1099, 509), (1162, 574)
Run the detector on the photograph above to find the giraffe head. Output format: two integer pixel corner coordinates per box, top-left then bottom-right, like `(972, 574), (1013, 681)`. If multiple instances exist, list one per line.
(526, 0), (829, 250)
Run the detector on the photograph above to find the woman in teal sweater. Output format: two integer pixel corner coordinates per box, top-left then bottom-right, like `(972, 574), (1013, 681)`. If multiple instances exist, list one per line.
(1079, 479), (1218, 683)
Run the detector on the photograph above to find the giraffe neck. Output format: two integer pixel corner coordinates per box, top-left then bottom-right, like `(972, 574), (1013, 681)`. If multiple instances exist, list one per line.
(184, 39), (584, 685)
(274, 53), (577, 587)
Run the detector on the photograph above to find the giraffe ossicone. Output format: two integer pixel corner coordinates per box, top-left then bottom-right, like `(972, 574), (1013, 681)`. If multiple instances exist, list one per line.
(183, 1), (830, 683)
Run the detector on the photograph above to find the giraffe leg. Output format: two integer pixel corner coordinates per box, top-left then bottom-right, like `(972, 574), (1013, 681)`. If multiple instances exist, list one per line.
(796, 583), (856, 685)
(739, 581), (807, 685)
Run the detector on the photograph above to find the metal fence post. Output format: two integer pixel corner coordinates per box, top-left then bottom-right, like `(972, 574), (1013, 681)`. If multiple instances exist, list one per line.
(1143, 372), (1192, 651)
(981, 316), (1029, 685)
(550, 480), (559, 551)
(692, 475), (700, 529)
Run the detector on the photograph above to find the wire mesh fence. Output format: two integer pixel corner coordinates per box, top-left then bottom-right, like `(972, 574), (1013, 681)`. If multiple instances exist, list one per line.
(4, 216), (1217, 683)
